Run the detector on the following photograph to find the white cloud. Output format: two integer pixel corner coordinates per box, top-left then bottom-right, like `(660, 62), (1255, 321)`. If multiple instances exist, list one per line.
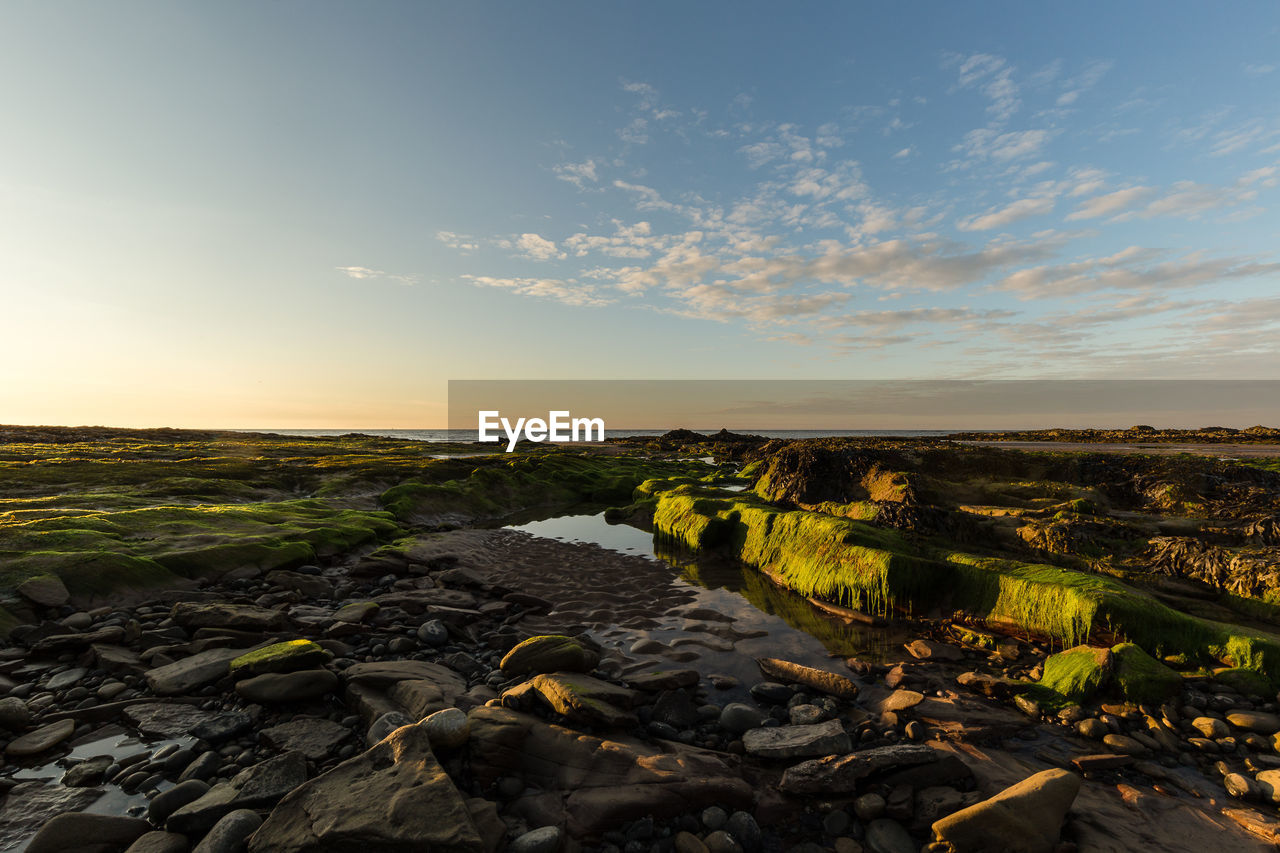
(462, 275), (608, 307)
(952, 53), (1020, 123)
(511, 233), (565, 261)
(335, 266), (418, 285)
(892, 147), (913, 159)
(434, 231), (478, 250)
(995, 247), (1280, 298)
(956, 196), (1055, 231)
(1064, 186), (1154, 220)
(957, 128), (1056, 162)
(554, 159), (599, 188)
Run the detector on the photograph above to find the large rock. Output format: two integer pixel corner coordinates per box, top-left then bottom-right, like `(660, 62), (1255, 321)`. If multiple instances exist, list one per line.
(931, 768), (1081, 853)
(266, 570), (333, 599)
(247, 719), (484, 853)
(1228, 710), (1280, 734)
(343, 660), (467, 699)
(170, 602), (291, 633)
(259, 717), (351, 761)
(194, 809), (262, 853)
(229, 640), (331, 678)
(146, 646), (256, 696)
(1109, 643), (1181, 703)
(756, 658), (859, 699)
(526, 672), (638, 728)
(467, 706), (752, 836)
(26, 813), (151, 853)
(17, 574), (70, 608)
(124, 703), (217, 739)
(779, 744), (939, 795)
(741, 719), (852, 759)
(168, 751), (308, 835)
(500, 635), (599, 676)
(0, 782), (104, 850)
(1039, 646), (1112, 703)
(5, 719), (75, 756)
(235, 669), (338, 703)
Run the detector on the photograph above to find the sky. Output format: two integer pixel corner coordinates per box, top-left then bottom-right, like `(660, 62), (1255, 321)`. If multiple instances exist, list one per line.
(1, 2), (1278, 428)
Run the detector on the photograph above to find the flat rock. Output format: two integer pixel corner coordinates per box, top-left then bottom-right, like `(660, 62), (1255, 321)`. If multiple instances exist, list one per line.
(124, 703), (217, 739)
(191, 711), (255, 743)
(32, 626), (126, 654)
(17, 574), (70, 608)
(877, 690), (924, 714)
(46, 667), (88, 691)
(124, 831), (190, 853)
(755, 658), (859, 699)
(780, 744), (939, 795)
(168, 751), (308, 835)
(229, 640), (331, 678)
(527, 672), (638, 728)
(259, 717), (351, 761)
(932, 768), (1081, 853)
(343, 660), (467, 698)
(146, 646), (255, 696)
(170, 602), (291, 633)
(864, 818), (916, 853)
(626, 669), (701, 691)
(248, 719), (484, 853)
(742, 719), (852, 759)
(26, 812), (151, 853)
(1227, 710), (1280, 734)
(333, 601), (379, 623)
(0, 781), (103, 849)
(235, 669), (338, 703)
(6, 719), (76, 756)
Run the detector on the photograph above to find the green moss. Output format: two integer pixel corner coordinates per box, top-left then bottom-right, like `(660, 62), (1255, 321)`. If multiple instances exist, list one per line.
(1213, 667), (1273, 697)
(230, 639), (331, 677)
(1040, 646), (1113, 703)
(1111, 642), (1182, 703)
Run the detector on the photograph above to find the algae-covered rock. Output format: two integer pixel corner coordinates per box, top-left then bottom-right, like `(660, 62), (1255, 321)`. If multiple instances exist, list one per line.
(500, 635), (599, 676)
(1109, 643), (1181, 703)
(1215, 667), (1273, 698)
(526, 672), (637, 728)
(229, 640), (331, 678)
(1039, 646), (1113, 703)
(16, 574), (69, 608)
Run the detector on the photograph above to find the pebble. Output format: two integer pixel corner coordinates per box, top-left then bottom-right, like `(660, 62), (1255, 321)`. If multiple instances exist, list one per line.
(509, 826), (562, 853)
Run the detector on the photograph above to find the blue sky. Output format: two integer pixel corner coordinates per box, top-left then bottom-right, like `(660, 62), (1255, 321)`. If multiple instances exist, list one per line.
(1, 2), (1277, 427)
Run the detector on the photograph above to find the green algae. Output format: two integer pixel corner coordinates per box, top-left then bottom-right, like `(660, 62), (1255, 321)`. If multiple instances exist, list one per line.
(1040, 646), (1113, 703)
(1111, 642), (1182, 703)
(230, 639), (331, 677)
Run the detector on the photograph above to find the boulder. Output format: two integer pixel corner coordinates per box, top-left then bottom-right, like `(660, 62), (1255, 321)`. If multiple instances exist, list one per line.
(500, 635), (599, 676)
(247, 719), (484, 853)
(17, 574), (70, 608)
(146, 646), (256, 696)
(0, 782), (103, 849)
(1110, 643), (1181, 703)
(1039, 646), (1112, 703)
(756, 658), (858, 699)
(5, 719), (75, 756)
(235, 669), (338, 703)
(168, 751), (308, 835)
(124, 703), (217, 739)
(526, 672), (638, 728)
(170, 602), (291, 632)
(1228, 710), (1280, 734)
(26, 813), (151, 853)
(259, 717), (351, 761)
(229, 640), (331, 678)
(780, 744), (939, 795)
(741, 719), (852, 759)
(931, 768), (1081, 853)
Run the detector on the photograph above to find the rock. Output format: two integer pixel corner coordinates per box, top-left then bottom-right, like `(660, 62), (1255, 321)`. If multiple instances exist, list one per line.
(247, 718), (484, 853)
(627, 669), (701, 691)
(260, 717), (351, 760)
(780, 744), (938, 795)
(124, 832), (189, 853)
(526, 672), (638, 728)
(905, 639), (964, 662)
(675, 831), (709, 853)
(652, 689), (701, 729)
(931, 768), (1081, 853)
(5, 719), (75, 756)
(168, 752), (308, 835)
(1228, 710), (1280, 734)
(235, 668), (338, 703)
(0, 696), (33, 729)
(1191, 716), (1230, 739)
(508, 826), (562, 853)
(1039, 646), (1112, 703)
(877, 690), (924, 714)
(193, 809), (262, 853)
(31, 626), (126, 654)
(1101, 734), (1148, 756)
(749, 682), (793, 704)
(170, 602), (291, 632)
(46, 667), (88, 691)
(1110, 643), (1181, 703)
(864, 819), (915, 853)
(191, 712), (254, 743)
(124, 703), (217, 739)
(756, 658), (859, 699)
(956, 671), (1025, 700)
(0, 782), (102, 848)
(26, 813), (151, 853)
(1225, 772), (1259, 800)
(854, 793), (886, 821)
(423, 707), (471, 749)
(229, 639), (331, 677)
(704, 831), (742, 853)
(500, 635), (599, 676)
(93, 644), (144, 675)
(17, 574), (70, 608)
(146, 646), (255, 696)
(149, 780), (211, 825)
(720, 703), (766, 733)
(417, 619), (449, 646)
(63, 755), (113, 787)
(789, 704), (825, 726)
(1255, 769), (1280, 803)
(725, 811), (762, 853)
(742, 719), (852, 759)
(343, 660), (467, 696)
(333, 601), (379, 623)
(1075, 718), (1107, 739)
(266, 570), (333, 599)
(1070, 754), (1133, 772)
(369, 711), (414, 744)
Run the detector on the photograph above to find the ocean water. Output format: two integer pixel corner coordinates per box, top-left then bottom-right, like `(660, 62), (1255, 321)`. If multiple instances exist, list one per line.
(240, 428), (964, 443)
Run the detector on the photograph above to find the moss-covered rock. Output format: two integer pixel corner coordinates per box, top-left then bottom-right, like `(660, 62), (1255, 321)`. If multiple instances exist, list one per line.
(1110, 642), (1182, 703)
(230, 640), (332, 678)
(1214, 667), (1273, 698)
(500, 635), (599, 677)
(1039, 646), (1113, 703)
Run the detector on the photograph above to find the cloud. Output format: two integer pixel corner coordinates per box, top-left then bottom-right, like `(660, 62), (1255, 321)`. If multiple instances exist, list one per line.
(957, 128), (1056, 162)
(461, 275), (608, 307)
(1124, 167), (1277, 220)
(434, 231), (478, 251)
(509, 233), (565, 261)
(554, 159), (599, 188)
(995, 247), (1280, 298)
(1245, 63), (1276, 76)
(1064, 186), (1154, 220)
(892, 147), (913, 159)
(335, 266), (418, 285)
(1055, 59), (1113, 106)
(952, 54), (1020, 123)
(957, 196), (1055, 231)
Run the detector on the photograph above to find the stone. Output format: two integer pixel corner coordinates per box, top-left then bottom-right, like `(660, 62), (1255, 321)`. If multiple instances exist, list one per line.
(508, 826), (562, 853)
(675, 831), (709, 853)
(247, 719), (484, 853)
(1254, 769), (1280, 803)
(1110, 643), (1182, 703)
(124, 832), (189, 853)
(955, 671), (1025, 700)
(170, 602), (291, 632)
(780, 744), (939, 795)
(931, 768), (1081, 853)
(1228, 710), (1280, 734)
(725, 811), (762, 853)
(229, 639), (331, 677)
(705, 832), (742, 853)
(63, 755), (113, 787)
(905, 639), (964, 662)
(5, 719), (75, 756)
(193, 809), (262, 853)
(1075, 718), (1107, 739)
(1225, 772), (1259, 800)
(146, 646), (255, 696)
(369, 711), (414, 744)
(333, 601), (379, 623)
(742, 719), (852, 759)
(1192, 716), (1230, 739)
(417, 619), (449, 646)
(1071, 754), (1133, 772)
(93, 644), (144, 675)
(423, 707), (471, 750)
(25, 813), (150, 853)
(343, 660), (467, 696)
(854, 793), (886, 821)
(46, 667), (88, 691)
(260, 717), (351, 760)
(0, 782), (103, 849)
(1039, 646), (1112, 703)
(756, 657), (859, 699)
(266, 570), (333, 599)
(790, 704), (826, 726)
(652, 689), (701, 729)
(500, 635), (599, 676)
(191, 711), (254, 743)
(878, 690), (924, 714)
(17, 574), (70, 608)
(627, 669), (701, 691)
(235, 668), (338, 703)
(389, 679), (450, 719)
(124, 703), (217, 739)
(1101, 734), (1148, 756)
(32, 626), (126, 654)
(526, 672), (638, 728)
(149, 780), (211, 825)
(0, 696), (33, 729)
(718, 704), (768, 738)
(168, 752), (308, 835)
(864, 819), (915, 853)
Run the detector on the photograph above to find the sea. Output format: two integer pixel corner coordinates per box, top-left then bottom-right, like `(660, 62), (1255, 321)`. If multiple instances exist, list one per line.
(238, 428), (964, 443)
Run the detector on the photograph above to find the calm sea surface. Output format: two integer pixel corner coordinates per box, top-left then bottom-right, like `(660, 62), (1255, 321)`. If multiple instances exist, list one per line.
(238, 428), (970, 443)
